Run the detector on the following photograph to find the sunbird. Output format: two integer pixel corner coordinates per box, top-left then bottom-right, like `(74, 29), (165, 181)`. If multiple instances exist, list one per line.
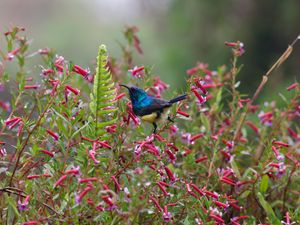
(120, 84), (187, 133)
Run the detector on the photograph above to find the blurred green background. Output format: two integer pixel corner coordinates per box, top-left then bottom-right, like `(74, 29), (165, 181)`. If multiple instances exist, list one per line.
(0, 0), (299, 100)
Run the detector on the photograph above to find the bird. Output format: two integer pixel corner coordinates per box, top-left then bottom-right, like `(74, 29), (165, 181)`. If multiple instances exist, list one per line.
(120, 84), (187, 133)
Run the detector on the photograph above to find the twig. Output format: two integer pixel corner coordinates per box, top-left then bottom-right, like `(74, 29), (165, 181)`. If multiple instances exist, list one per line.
(0, 187), (61, 215)
(233, 34), (300, 142)
(8, 97), (55, 186)
(282, 166), (296, 213)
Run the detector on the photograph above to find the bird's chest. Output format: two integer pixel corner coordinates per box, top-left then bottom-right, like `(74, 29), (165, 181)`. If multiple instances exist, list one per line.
(141, 108), (170, 123)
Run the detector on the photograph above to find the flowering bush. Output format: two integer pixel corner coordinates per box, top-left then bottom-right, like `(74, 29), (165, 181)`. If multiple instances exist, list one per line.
(0, 26), (299, 225)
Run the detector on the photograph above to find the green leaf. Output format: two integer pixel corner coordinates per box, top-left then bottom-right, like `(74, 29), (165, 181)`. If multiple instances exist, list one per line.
(240, 190), (251, 199)
(257, 192), (281, 225)
(230, 159), (241, 179)
(71, 121), (90, 139)
(89, 44), (118, 139)
(183, 215), (190, 225)
(200, 113), (210, 131)
(260, 175), (269, 193)
(6, 194), (20, 222)
(52, 108), (71, 125)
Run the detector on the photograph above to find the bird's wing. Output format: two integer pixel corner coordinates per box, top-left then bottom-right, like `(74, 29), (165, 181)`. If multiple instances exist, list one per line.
(137, 98), (171, 116)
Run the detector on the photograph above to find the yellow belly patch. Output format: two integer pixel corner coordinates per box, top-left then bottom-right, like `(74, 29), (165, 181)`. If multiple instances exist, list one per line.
(141, 112), (158, 123)
(141, 108), (170, 124)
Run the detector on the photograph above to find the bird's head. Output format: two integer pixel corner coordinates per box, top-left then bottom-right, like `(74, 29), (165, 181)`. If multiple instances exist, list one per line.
(120, 84), (149, 104)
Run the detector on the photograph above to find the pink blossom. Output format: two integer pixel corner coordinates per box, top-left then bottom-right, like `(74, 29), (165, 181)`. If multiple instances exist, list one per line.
(17, 195), (30, 211)
(73, 64), (90, 78)
(0, 101), (10, 111)
(177, 109), (190, 118)
(129, 66), (144, 78)
(7, 48), (20, 61)
(65, 85), (80, 95)
(46, 129), (59, 141)
(165, 166), (176, 182)
(24, 85), (40, 90)
(79, 177), (98, 183)
(162, 206), (172, 222)
(41, 68), (54, 76)
(195, 156), (208, 163)
(89, 150), (100, 164)
(286, 82), (298, 91)
(53, 175), (68, 188)
(150, 196), (163, 212)
(76, 184), (93, 203)
(40, 149), (54, 158)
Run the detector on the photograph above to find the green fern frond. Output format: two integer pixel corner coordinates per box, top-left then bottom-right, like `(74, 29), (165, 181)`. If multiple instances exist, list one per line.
(90, 45), (118, 139)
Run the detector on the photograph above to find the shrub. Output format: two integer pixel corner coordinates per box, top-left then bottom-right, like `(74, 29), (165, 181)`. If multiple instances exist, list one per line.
(0, 26), (299, 224)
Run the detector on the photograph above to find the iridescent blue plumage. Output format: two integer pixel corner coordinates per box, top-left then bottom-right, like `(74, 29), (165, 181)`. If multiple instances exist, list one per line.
(120, 84), (187, 133)
(127, 86), (154, 113)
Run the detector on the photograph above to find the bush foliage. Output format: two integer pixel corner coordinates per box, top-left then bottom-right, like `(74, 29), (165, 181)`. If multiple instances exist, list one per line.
(0, 26), (299, 224)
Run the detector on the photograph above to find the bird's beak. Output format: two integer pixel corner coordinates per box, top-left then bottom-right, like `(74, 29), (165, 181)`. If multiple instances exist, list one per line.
(120, 84), (130, 90)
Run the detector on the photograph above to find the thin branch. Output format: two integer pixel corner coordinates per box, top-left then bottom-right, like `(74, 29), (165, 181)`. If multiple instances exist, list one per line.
(0, 187), (61, 215)
(233, 35), (300, 142)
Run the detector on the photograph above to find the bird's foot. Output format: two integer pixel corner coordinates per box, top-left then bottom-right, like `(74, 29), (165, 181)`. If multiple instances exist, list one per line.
(167, 116), (174, 123)
(152, 122), (158, 134)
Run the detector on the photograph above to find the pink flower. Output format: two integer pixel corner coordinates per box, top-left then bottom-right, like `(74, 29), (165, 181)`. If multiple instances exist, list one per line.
(65, 85), (80, 95)
(111, 176), (121, 192)
(54, 56), (65, 72)
(105, 124), (117, 133)
(46, 129), (59, 141)
(169, 125), (178, 134)
(40, 149), (54, 158)
(38, 48), (51, 55)
(0, 101), (10, 111)
(177, 109), (190, 118)
(181, 132), (192, 145)
(7, 48), (20, 61)
(65, 166), (81, 176)
(190, 133), (204, 142)
(0, 148), (7, 158)
(129, 66), (144, 78)
(186, 62), (209, 76)
(165, 148), (176, 163)
(195, 156), (207, 163)
(53, 175), (68, 188)
(18, 195), (30, 211)
(193, 78), (208, 95)
(220, 177), (236, 186)
(209, 212), (224, 223)
(225, 41), (245, 56)
(101, 195), (116, 210)
(73, 65), (90, 78)
(165, 166), (176, 182)
(162, 206), (172, 222)
(245, 121), (260, 134)
(272, 140), (289, 147)
(41, 68), (54, 76)
(79, 177), (98, 183)
(114, 93), (126, 101)
(89, 150), (100, 164)
(150, 196), (163, 212)
(286, 82), (298, 91)
(214, 200), (229, 209)
(23, 221), (39, 225)
(5, 117), (22, 130)
(157, 182), (170, 196)
(24, 85), (40, 90)
(191, 89), (207, 105)
(190, 183), (205, 196)
(258, 111), (273, 126)
(75, 184), (93, 203)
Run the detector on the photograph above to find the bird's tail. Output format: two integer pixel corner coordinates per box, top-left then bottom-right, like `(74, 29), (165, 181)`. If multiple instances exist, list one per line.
(169, 94), (187, 104)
